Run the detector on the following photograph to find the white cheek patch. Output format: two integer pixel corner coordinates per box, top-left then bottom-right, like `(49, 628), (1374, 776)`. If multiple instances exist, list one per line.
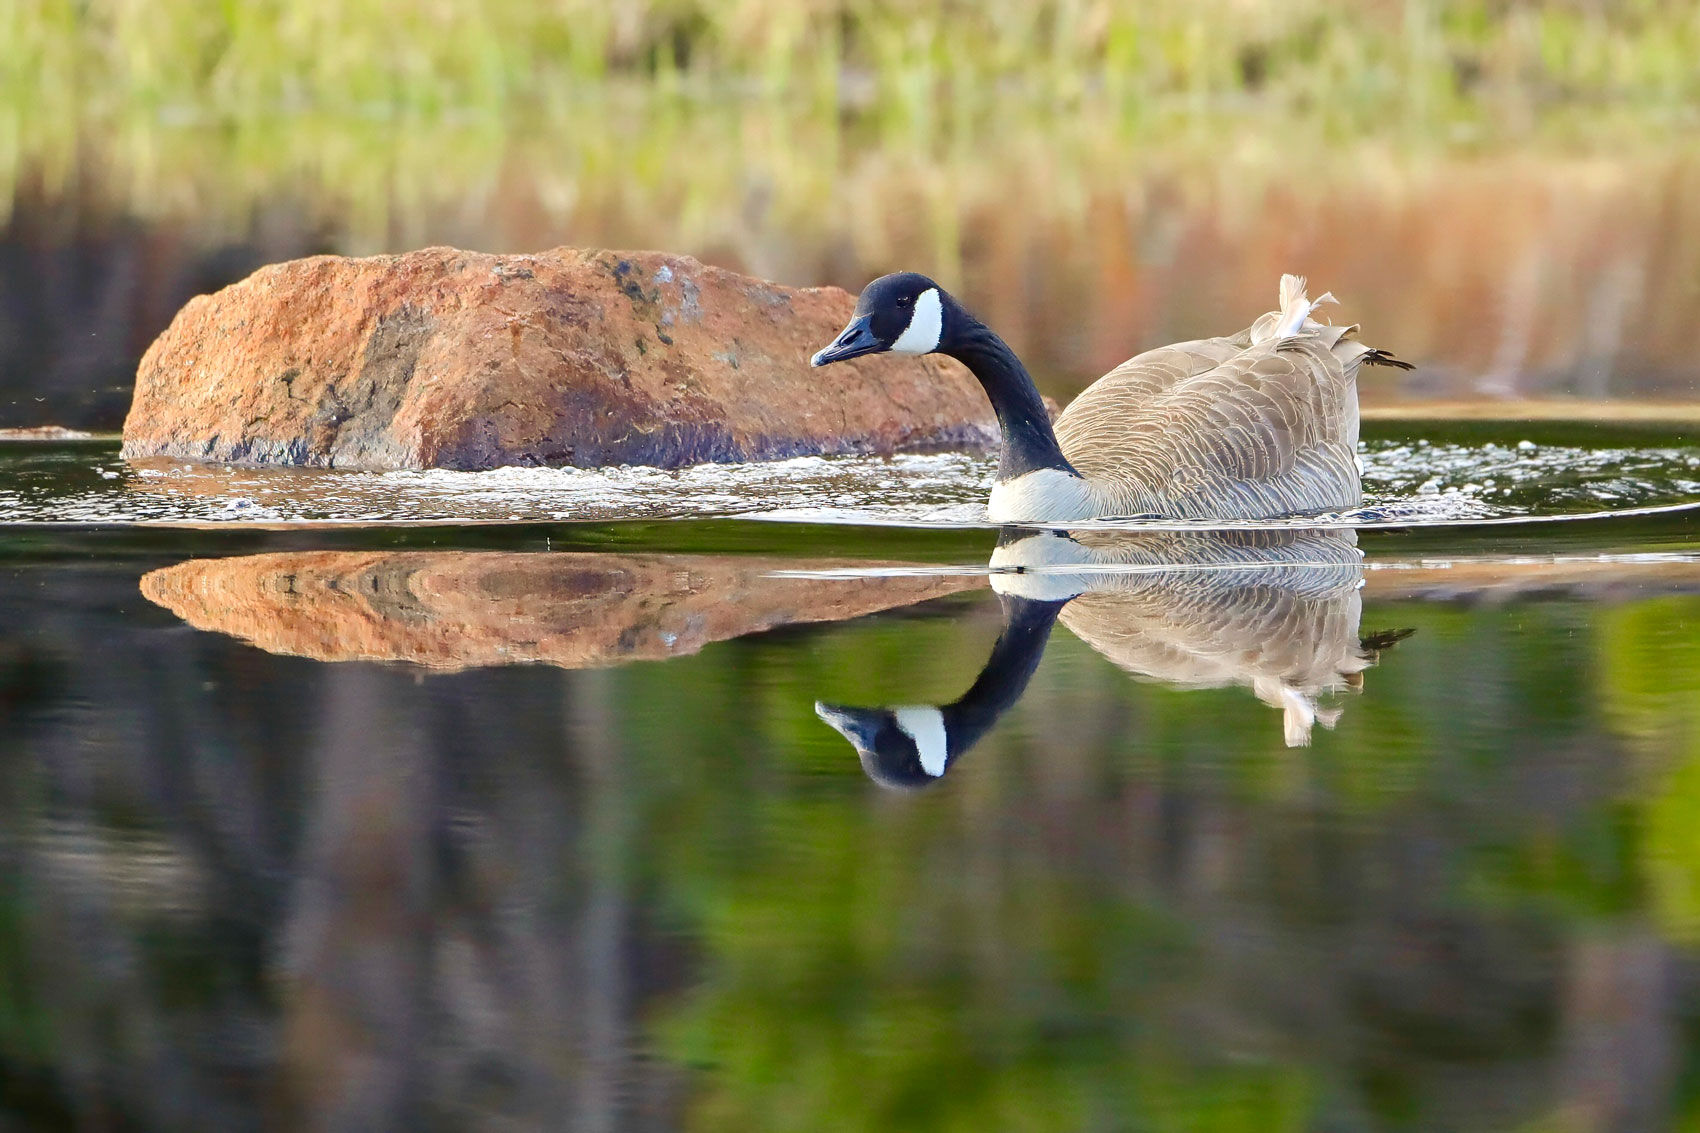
(890, 288), (943, 354)
(893, 705), (948, 777)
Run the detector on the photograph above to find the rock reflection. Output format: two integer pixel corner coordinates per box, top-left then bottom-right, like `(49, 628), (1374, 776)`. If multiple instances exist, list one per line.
(139, 551), (977, 669)
(818, 529), (1409, 786)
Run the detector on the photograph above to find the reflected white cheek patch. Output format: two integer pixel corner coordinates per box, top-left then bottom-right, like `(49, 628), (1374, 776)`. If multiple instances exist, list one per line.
(893, 705), (948, 776)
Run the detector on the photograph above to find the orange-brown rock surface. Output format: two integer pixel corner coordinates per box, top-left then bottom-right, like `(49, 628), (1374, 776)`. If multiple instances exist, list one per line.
(139, 551), (977, 670)
(120, 247), (997, 470)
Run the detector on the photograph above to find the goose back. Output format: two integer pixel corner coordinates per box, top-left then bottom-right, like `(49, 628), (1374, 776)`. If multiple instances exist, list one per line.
(1052, 281), (1395, 519)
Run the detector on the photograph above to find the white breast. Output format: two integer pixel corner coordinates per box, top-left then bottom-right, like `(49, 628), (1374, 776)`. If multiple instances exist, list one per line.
(987, 468), (1099, 523)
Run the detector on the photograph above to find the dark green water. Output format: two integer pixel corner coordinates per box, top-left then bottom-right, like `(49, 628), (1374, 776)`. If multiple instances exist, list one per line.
(7, 432), (1700, 1130)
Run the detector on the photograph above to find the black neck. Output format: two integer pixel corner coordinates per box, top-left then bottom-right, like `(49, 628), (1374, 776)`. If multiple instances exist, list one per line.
(940, 593), (1065, 757)
(945, 322), (1078, 482)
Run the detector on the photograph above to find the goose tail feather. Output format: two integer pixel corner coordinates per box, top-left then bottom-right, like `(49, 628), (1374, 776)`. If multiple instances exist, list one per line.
(1360, 347), (1416, 371)
(1274, 273), (1337, 338)
(1255, 275), (1417, 373)
(1250, 274), (1340, 344)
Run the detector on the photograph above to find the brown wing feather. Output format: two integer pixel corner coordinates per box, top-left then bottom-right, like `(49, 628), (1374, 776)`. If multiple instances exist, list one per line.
(1053, 329), (1368, 519)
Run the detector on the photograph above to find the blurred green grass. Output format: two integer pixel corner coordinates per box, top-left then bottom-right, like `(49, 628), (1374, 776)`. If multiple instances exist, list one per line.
(9, 0), (1696, 246)
(7, 0), (1700, 419)
(9, 0), (1700, 123)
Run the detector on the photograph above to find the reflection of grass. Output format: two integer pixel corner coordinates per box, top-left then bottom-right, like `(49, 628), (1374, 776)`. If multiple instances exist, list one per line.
(630, 587), (1694, 1130)
(1596, 599), (1700, 944)
(639, 613), (1322, 1133)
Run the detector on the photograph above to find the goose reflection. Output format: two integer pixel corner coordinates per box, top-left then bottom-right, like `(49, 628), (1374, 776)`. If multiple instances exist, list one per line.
(817, 528), (1411, 788)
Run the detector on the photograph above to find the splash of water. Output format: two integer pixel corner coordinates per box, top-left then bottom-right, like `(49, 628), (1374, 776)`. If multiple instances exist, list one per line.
(2, 436), (1699, 527)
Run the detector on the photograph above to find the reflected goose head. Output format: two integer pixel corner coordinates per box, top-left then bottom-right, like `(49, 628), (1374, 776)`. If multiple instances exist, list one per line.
(814, 702), (952, 790)
(811, 273), (959, 366)
(814, 591), (1066, 789)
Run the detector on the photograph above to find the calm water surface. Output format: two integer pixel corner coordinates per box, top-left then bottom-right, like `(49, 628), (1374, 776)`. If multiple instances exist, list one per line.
(7, 434), (1700, 1130)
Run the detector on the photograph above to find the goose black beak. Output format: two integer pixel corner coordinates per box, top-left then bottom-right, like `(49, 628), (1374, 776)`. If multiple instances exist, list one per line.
(810, 315), (882, 367)
(814, 700), (879, 749)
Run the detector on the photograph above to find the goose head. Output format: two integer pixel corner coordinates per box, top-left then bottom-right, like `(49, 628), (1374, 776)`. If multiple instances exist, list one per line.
(811, 272), (957, 366)
(814, 702), (952, 790)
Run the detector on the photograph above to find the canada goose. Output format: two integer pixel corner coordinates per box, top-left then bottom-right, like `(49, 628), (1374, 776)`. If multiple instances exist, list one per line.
(815, 528), (1412, 787)
(811, 274), (1412, 522)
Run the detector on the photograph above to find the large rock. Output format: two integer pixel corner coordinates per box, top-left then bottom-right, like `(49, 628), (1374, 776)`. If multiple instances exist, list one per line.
(139, 551), (977, 670)
(119, 247), (997, 470)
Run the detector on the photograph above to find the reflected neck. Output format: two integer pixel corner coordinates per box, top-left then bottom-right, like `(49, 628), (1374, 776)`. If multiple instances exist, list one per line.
(945, 323), (1078, 483)
(941, 593), (1065, 755)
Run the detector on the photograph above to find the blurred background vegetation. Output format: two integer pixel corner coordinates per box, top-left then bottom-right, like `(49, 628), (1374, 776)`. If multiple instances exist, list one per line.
(4, 0), (1700, 428)
(11, 0), (1700, 118)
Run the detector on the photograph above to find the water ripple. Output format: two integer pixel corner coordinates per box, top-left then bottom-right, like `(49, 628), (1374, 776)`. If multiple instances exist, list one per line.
(3, 435), (1699, 528)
